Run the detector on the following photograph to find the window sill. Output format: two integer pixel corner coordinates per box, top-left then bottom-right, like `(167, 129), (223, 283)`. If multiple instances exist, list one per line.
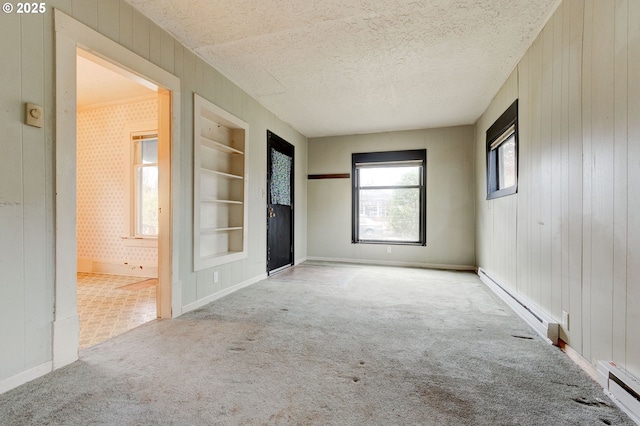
(353, 240), (426, 246)
(486, 185), (517, 200)
(121, 237), (158, 248)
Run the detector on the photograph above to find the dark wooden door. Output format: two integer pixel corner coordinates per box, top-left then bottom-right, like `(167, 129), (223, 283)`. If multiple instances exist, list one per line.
(267, 131), (294, 274)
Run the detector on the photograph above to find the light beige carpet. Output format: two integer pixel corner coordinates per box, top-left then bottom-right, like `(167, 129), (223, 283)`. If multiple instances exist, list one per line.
(1, 262), (633, 425)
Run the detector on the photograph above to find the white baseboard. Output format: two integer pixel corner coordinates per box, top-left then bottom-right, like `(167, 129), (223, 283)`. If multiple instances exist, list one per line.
(52, 315), (79, 369)
(478, 268), (559, 345)
(77, 258), (158, 278)
(306, 256), (476, 271)
(0, 361), (53, 395)
(181, 273), (268, 315)
(171, 280), (183, 319)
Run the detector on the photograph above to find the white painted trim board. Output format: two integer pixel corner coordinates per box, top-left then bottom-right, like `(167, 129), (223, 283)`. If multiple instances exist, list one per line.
(0, 362), (53, 395)
(307, 256), (476, 271)
(181, 273), (268, 315)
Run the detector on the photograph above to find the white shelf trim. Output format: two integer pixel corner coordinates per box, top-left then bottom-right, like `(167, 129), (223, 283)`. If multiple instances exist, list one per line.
(200, 135), (244, 155)
(200, 250), (244, 260)
(200, 167), (243, 179)
(201, 227), (243, 234)
(200, 198), (243, 204)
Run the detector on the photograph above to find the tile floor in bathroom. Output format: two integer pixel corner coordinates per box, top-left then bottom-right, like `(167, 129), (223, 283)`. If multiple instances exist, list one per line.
(76, 273), (157, 349)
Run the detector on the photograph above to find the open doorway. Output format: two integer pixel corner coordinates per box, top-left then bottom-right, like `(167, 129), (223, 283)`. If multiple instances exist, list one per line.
(55, 10), (180, 368)
(75, 50), (160, 348)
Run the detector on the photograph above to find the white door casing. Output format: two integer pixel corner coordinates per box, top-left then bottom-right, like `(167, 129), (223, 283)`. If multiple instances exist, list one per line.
(54, 9), (181, 368)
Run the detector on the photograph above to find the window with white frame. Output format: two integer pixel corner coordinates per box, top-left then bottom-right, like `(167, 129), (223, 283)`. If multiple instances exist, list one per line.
(352, 149), (426, 245)
(131, 132), (159, 237)
(486, 100), (518, 199)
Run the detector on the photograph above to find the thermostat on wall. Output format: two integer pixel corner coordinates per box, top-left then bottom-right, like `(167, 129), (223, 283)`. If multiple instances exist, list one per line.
(26, 103), (43, 128)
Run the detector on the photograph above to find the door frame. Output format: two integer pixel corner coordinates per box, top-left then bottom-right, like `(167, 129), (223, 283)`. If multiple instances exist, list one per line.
(54, 10), (181, 368)
(266, 130), (295, 275)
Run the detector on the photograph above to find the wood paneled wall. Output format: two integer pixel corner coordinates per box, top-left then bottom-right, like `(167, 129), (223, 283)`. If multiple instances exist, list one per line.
(0, 6), (52, 385)
(476, 0), (640, 377)
(0, 0), (307, 384)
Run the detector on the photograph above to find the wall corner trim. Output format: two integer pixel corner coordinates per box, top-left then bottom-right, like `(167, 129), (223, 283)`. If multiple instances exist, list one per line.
(52, 315), (80, 370)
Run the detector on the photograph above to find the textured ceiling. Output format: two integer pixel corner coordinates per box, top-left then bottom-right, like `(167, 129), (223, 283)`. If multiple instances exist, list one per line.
(126, 0), (560, 138)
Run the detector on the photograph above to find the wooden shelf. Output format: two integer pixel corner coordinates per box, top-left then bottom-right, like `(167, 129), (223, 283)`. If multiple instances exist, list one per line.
(200, 114), (225, 128)
(193, 94), (249, 271)
(200, 198), (243, 204)
(201, 227), (243, 234)
(200, 168), (243, 180)
(200, 250), (244, 261)
(200, 135), (244, 155)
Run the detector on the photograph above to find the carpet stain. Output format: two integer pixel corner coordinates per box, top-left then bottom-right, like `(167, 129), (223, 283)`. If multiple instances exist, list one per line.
(511, 335), (534, 340)
(551, 380), (579, 387)
(572, 397), (609, 407)
(416, 382), (474, 420)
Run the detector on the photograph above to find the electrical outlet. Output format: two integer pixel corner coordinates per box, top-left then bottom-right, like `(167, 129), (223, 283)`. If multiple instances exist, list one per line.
(387, 246), (392, 253)
(213, 271), (219, 283)
(561, 311), (569, 330)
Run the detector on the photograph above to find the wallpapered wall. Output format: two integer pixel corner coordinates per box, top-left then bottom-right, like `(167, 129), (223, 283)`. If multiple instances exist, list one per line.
(77, 98), (158, 268)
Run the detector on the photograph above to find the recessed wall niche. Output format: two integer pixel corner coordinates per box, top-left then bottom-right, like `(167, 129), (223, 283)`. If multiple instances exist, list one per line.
(193, 94), (248, 270)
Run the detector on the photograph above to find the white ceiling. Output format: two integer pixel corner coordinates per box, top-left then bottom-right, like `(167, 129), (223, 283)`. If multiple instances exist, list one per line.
(125, 0), (560, 138)
(77, 54), (156, 108)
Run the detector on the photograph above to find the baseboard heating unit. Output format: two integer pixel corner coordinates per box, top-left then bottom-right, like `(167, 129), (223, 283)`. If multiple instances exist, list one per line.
(478, 268), (559, 345)
(597, 361), (640, 424)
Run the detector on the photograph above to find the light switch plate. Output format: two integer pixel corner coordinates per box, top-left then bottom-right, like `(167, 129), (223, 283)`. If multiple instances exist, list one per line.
(26, 103), (43, 128)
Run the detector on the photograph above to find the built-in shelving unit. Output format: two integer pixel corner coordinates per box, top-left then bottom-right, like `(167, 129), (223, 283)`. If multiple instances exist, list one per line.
(193, 94), (248, 270)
